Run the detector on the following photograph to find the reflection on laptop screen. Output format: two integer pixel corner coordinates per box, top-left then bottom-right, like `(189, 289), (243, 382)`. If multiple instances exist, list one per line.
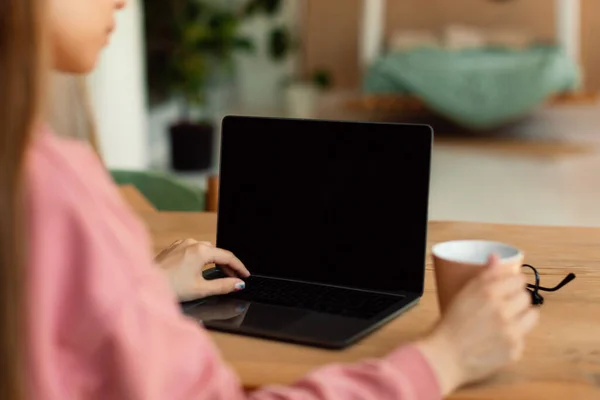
(217, 117), (432, 295)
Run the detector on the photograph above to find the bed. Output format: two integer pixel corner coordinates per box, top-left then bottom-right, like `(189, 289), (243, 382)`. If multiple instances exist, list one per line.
(354, 0), (585, 130)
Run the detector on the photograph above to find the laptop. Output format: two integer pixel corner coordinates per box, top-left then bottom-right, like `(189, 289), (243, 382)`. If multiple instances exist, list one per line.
(182, 116), (433, 349)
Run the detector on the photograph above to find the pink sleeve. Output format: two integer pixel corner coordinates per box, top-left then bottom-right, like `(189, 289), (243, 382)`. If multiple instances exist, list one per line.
(96, 272), (441, 400)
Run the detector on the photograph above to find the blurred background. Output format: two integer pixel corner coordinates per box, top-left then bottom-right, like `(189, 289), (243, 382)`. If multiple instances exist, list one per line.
(50, 0), (600, 226)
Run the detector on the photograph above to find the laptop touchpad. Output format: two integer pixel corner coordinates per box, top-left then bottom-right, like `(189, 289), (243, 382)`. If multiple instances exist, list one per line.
(185, 297), (309, 333)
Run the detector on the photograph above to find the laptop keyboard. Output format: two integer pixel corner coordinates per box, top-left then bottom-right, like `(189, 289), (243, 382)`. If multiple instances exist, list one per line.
(227, 276), (403, 319)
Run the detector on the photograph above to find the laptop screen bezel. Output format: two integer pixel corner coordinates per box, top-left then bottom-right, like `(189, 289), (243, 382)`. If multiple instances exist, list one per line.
(215, 115), (433, 297)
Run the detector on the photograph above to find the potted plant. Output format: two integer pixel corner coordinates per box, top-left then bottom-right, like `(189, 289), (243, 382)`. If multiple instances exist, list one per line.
(265, 23), (334, 118)
(145, 0), (254, 171)
(282, 68), (333, 119)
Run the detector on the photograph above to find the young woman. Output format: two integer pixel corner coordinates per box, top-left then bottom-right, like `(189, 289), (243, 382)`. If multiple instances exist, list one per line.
(0, 0), (539, 398)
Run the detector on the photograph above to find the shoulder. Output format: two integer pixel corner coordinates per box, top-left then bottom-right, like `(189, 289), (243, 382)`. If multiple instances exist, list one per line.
(24, 129), (188, 395)
(26, 128), (147, 246)
(25, 128), (158, 331)
(27, 128), (115, 210)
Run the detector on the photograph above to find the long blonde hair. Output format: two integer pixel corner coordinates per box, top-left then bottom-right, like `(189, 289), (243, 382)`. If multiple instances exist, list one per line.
(0, 0), (46, 398)
(48, 73), (102, 157)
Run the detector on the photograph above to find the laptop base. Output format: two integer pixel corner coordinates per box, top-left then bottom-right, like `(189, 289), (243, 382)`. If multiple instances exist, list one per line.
(182, 288), (420, 349)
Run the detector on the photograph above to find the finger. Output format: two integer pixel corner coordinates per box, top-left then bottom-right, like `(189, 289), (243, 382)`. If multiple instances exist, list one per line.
(220, 266), (236, 278)
(479, 254), (520, 282)
(502, 289), (532, 321)
(220, 265), (248, 278)
(183, 241), (213, 262)
(200, 247), (250, 278)
(514, 307), (540, 336)
(198, 277), (246, 298)
(488, 253), (501, 266)
(482, 254), (506, 278)
(484, 273), (527, 300)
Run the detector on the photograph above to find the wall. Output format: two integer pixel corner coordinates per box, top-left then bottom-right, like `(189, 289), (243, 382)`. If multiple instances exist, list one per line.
(234, 0), (300, 113)
(303, 0), (600, 92)
(385, 0), (555, 39)
(581, 0), (600, 90)
(88, 0), (149, 170)
(303, 0), (362, 89)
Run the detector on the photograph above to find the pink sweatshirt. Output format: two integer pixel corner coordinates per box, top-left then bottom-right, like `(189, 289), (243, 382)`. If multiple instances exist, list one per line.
(25, 129), (441, 400)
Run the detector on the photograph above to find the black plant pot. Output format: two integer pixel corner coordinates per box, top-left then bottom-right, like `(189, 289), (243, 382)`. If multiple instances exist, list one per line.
(168, 121), (214, 171)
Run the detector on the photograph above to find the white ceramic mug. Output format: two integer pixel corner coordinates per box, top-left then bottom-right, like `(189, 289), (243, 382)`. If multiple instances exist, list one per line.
(432, 240), (524, 314)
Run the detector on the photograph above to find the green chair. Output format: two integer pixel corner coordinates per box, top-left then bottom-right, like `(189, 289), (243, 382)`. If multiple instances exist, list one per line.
(110, 169), (206, 212)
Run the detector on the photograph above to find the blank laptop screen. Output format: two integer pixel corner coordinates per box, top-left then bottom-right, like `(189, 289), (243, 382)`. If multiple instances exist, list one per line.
(216, 116), (432, 295)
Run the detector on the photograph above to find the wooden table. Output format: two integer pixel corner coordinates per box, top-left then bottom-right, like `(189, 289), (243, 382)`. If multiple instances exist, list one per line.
(138, 210), (600, 399)
(119, 184), (156, 213)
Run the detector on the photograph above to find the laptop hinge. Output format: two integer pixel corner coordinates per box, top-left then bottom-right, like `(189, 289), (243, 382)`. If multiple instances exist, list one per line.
(249, 274), (408, 298)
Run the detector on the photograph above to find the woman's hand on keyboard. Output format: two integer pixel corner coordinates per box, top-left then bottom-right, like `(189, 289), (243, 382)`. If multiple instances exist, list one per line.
(155, 239), (250, 302)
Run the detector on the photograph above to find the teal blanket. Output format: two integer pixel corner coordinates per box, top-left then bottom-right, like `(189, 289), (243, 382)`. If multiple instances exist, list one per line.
(363, 46), (580, 129)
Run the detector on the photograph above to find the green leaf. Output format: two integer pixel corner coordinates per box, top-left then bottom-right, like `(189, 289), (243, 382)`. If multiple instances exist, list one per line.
(243, 0), (282, 16)
(183, 23), (212, 44)
(208, 12), (237, 31)
(262, 0), (282, 14)
(180, 0), (205, 24)
(242, 0), (260, 16)
(269, 26), (292, 61)
(145, 0), (262, 111)
(312, 69), (333, 90)
(233, 36), (255, 52)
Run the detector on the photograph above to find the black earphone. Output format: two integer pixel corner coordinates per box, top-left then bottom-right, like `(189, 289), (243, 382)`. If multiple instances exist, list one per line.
(521, 264), (576, 306)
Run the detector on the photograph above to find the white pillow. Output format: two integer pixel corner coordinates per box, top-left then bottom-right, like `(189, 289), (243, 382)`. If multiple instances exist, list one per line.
(443, 24), (487, 50)
(388, 29), (440, 52)
(486, 28), (533, 49)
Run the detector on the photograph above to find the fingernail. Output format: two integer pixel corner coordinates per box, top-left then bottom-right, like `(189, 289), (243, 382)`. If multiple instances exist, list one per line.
(236, 305), (247, 312)
(234, 282), (245, 291)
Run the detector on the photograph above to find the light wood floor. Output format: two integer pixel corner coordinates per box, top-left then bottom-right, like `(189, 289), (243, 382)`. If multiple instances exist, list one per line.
(429, 103), (600, 227)
(149, 98), (600, 228)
